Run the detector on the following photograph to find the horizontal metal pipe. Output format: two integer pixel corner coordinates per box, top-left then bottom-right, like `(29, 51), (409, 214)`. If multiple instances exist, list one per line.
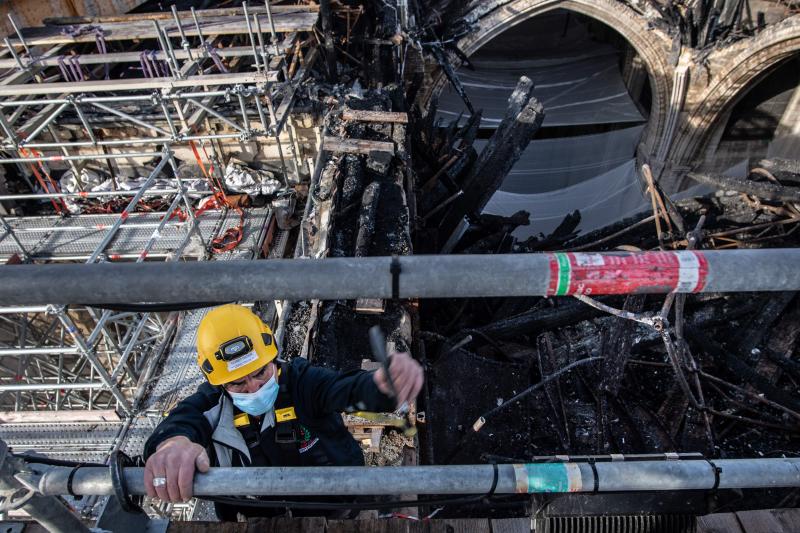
(0, 73), (270, 98)
(0, 382), (105, 392)
(0, 306), (49, 314)
(35, 459), (800, 497)
(0, 91), (236, 107)
(1, 132), (247, 151)
(8, 222), (185, 233)
(0, 347), (78, 356)
(0, 47), (273, 70)
(0, 188), (187, 201)
(0, 250), (798, 305)
(2, 253), (174, 263)
(0, 151), (162, 164)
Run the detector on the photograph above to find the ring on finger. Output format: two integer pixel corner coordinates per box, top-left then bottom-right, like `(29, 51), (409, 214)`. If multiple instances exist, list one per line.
(153, 477), (167, 487)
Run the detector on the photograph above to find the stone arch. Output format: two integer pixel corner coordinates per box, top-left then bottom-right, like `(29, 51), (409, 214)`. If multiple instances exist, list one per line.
(420, 0), (673, 156)
(670, 16), (800, 171)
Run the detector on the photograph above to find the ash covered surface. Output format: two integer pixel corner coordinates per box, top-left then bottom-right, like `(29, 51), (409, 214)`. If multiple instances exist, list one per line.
(312, 89), (413, 371)
(282, 301), (313, 357)
(315, 303), (409, 370)
(413, 95), (800, 511)
(428, 347), (534, 464)
(365, 430), (414, 467)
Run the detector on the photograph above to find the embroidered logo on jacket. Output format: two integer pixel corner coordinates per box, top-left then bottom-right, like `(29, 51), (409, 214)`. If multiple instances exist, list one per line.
(298, 424), (319, 453)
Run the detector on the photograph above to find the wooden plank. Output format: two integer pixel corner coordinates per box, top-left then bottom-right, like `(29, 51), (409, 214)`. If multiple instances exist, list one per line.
(0, 72), (273, 97)
(429, 519), (491, 533)
(10, 13), (318, 46)
(342, 109), (409, 124)
(168, 522), (247, 533)
(323, 137), (395, 156)
(0, 0), (140, 40)
(735, 510), (787, 533)
(490, 518), (530, 533)
(246, 516), (325, 533)
(355, 298), (385, 314)
(772, 509), (800, 532)
(697, 513), (745, 533)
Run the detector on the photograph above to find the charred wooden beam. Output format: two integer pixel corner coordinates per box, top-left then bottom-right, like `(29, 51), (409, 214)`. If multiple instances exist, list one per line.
(686, 327), (800, 413)
(687, 171), (800, 203)
(537, 333), (571, 449)
(430, 44), (475, 115)
(477, 299), (605, 341)
(600, 295), (646, 398)
(324, 137), (396, 156)
(355, 182), (381, 257)
(319, 0), (337, 83)
(438, 76), (545, 251)
(730, 292), (795, 362)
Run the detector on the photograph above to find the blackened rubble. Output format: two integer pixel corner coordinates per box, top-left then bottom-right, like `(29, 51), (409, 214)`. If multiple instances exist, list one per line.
(282, 88), (413, 372)
(285, 0), (800, 518)
(414, 96), (800, 507)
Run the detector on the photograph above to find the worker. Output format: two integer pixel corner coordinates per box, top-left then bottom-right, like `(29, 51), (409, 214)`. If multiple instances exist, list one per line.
(142, 304), (423, 518)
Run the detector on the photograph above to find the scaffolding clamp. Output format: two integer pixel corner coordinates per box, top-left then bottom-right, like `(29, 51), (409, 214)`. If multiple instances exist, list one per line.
(0, 441), (37, 513)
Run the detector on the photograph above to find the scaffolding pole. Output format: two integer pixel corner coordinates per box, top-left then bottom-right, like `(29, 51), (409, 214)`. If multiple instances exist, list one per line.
(0, 84), (284, 153)
(0, 188), (203, 201)
(31, 458), (800, 497)
(0, 249), (798, 305)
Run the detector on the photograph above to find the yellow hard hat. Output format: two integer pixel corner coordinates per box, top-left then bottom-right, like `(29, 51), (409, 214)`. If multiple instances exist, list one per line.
(196, 304), (278, 386)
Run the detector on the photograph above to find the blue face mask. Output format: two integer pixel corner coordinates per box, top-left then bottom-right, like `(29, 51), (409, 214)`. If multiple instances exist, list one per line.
(228, 375), (279, 416)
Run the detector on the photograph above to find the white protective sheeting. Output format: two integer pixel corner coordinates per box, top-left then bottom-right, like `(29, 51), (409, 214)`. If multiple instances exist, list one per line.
(439, 47), (645, 128)
(484, 160), (736, 242)
(477, 125), (645, 194)
(485, 159), (648, 239)
(437, 10), (644, 127)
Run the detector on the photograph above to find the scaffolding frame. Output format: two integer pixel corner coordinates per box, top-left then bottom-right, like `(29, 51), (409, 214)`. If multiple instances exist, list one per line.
(0, 2), (311, 435)
(0, 148), (194, 416)
(0, 1), (315, 185)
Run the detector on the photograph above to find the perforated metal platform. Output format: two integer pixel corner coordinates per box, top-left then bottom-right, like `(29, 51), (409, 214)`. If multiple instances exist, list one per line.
(0, 421), (124, 464)
(0, 210), (220, 260)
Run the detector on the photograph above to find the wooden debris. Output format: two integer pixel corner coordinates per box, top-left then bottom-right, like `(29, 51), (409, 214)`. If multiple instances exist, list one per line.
(342, 109), (409, 124)
(323, 136), (395, 155)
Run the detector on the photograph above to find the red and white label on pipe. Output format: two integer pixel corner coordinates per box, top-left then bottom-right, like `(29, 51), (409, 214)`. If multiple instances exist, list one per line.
(546, 252), (708, 296)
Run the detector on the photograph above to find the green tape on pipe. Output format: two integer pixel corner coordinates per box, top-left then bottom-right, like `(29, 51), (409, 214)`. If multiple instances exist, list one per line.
(513, 463), (584, 493)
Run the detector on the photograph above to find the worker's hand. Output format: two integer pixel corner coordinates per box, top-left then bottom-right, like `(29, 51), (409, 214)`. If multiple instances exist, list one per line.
(144, 435), (210, 503)
(374, 350), (424, 407)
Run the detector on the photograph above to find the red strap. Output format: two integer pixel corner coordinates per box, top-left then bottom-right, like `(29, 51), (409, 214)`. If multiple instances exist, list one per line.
(18, 147), (69, 214)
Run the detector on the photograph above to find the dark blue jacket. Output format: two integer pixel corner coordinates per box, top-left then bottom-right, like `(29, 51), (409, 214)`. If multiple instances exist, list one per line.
(143, 357), (395, 468)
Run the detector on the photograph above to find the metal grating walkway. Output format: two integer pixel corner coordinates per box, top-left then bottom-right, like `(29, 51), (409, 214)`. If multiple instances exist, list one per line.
(0, 421), (124, 464)
(0, 210), (222, 260)
(120, 207), (273, 458)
